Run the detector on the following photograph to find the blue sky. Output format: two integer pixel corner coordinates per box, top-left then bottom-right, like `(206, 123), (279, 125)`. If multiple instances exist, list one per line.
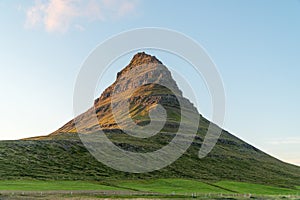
(0, 0), (299, 166)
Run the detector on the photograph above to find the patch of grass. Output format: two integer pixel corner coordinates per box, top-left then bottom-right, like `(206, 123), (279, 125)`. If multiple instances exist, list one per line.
(0, 180), (123, 191)
(115, 179), (300, 196)
(114, 179), (232, 194)
(0, 178), (299, 198)
(214, 181), (300, 195)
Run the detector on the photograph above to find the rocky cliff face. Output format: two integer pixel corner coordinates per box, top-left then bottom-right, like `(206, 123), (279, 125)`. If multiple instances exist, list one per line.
(51, 52), (198, 135)
(98, 52), (182, 101)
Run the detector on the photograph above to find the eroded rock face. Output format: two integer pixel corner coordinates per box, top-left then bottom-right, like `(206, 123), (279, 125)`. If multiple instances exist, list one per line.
(51, 52), (199, 134)
(117, 52), (162, 78)
(99, 52), (182, 102)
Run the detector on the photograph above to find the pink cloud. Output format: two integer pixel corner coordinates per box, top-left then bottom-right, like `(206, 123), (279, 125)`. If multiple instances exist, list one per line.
(25, 0), (138, 33)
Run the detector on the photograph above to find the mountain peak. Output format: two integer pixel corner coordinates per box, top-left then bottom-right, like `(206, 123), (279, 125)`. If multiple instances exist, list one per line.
(116, 52), (163, 79)
(129, 52), (162, 66)
(109, 52), (182, 101)
(50, 52), (194, 133)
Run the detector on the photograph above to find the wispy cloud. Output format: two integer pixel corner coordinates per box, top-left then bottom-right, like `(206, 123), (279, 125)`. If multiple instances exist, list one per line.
(268, 137), (300, 145)
(24, 0), (138, 33)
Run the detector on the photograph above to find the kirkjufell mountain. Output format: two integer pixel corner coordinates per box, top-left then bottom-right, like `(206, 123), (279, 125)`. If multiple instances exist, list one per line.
(49, 52), (198, 136)
(1, 52), (299, 189)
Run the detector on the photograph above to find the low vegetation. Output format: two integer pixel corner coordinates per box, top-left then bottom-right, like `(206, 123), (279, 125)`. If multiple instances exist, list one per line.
(0, 178), (299, 199)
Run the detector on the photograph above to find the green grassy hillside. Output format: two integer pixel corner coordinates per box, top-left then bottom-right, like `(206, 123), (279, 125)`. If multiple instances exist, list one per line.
(1, 129), (299, 189)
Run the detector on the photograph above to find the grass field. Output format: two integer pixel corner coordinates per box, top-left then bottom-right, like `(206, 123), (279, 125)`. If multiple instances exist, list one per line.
(0, 178), (299, 196)
(114, 179), (231, 194)
(0, 180), (123, 191)
(215, 181), (300, 195)
(113, 179), (300, 195)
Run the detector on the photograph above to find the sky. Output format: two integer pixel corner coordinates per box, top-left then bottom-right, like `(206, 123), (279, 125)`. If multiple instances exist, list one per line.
(0, 0), (299, 166)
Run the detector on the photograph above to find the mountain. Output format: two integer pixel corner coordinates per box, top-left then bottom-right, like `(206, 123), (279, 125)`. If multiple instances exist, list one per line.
(49, 52), (198, 136)
(1, 52), (299, 189)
